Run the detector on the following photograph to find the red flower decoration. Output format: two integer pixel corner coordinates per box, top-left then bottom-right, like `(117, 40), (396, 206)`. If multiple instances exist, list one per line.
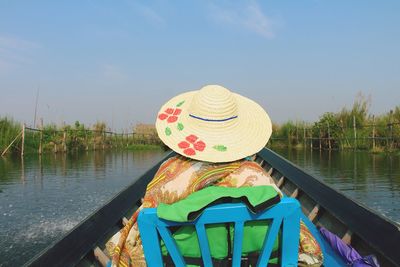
(178, 135), (206, 156)
(158, 108), (182, 123)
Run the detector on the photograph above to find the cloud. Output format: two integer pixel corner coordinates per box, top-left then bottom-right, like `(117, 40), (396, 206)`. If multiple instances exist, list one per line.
(208, 1), (277, 39)
(0, 35), (40, 74)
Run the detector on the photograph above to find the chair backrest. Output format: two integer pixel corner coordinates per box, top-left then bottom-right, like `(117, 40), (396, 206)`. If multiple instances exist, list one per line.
(138, 197), (300, 267)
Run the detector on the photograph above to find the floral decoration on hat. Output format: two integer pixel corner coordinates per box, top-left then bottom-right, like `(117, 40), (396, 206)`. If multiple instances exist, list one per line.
(158, 108), (182, 123)
(178, 134), (206, 156)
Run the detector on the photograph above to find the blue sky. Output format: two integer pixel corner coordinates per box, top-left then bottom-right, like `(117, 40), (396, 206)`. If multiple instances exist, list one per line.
(1, 0), (399, 130)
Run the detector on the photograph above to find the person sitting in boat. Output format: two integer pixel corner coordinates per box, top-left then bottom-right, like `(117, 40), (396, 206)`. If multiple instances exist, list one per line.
(106, 85), (323, 266)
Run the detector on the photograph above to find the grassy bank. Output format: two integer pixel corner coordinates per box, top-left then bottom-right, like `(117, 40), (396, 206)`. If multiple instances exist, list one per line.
(0, 118), (163, 155)
(271, 94), (400, 152)
(126, 144), (164, 150)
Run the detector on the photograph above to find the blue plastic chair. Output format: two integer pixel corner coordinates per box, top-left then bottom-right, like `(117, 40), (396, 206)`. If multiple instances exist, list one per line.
(138, 197), (301, 267)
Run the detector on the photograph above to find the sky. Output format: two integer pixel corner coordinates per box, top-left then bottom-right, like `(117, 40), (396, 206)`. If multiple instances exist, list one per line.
(1, 0), (399, 131)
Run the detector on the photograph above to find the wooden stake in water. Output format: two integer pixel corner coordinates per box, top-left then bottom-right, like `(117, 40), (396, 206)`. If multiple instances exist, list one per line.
(21, 123), (25, 157)
(372, 115), (376, 150)
(319, 126), (322, 151)
(327, 121), (332, 150)
(63, 130), (67, 153)
(353, 115), (357, 150)
(310, 128), (313, 150)
(389, 110), (394, 150)
(39, 118), (43, 155)
(54, 129), (58, 153)
(102, 130), (105, 150)
(85, 130), (88, 151)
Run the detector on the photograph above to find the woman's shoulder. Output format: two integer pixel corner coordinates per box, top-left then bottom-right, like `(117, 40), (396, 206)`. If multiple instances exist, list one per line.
(155, 155), (193, 174)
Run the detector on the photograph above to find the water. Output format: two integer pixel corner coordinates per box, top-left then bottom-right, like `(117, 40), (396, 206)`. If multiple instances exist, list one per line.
(0, 149), (399, 266)
(0, 150), (167, 267)
(273, 148), (400, 223)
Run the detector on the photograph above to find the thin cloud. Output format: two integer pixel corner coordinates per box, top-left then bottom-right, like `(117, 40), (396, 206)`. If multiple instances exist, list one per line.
(209, 2), (277, 39)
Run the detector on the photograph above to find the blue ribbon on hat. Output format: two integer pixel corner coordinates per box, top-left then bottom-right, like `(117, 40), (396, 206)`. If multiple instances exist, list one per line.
(189, 114), (238, 122)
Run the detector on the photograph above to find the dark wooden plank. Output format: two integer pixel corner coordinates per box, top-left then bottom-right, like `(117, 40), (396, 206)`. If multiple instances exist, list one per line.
(25, 152), (174, 267)
(258, 148), (400, 266)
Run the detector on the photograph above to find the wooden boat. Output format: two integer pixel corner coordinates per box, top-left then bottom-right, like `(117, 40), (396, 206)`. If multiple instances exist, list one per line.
(25, 148), (400, 267)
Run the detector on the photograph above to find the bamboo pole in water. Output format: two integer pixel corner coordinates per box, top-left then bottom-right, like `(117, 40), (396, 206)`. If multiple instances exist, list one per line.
(54, 129), (58, 153)
(85, 130), (88, 151)
(319, 126), (322, 151)
(63, 130), (67, 152)
(39, 118), (43, 155)
(1, 131), (23, 157)
(121, 130), (124, 148)
(353, 115), (357, 150)
(327, 121), (332, 150)
(389, 110), (393, 150)
(102, 130), (105, 150)
(21, 123), (25, 157)
(372, 115), (376, 150)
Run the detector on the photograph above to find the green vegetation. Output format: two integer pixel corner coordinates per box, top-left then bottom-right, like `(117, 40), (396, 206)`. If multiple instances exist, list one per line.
(270, 94), (400, 152)
(2, 95), (399, 155)
(126, 144), (164, 150)
(0, 117), (21, 151)
(0, 119), (163, 156)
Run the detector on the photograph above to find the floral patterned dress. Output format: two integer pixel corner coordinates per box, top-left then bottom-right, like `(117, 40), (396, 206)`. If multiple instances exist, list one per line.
(105, 155), (322, 267)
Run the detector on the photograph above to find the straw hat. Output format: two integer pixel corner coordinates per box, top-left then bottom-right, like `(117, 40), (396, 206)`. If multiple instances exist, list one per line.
(155, 85), (272, 163)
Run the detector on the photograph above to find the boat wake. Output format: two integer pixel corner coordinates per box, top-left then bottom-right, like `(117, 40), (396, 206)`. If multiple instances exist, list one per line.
(14, 217), (80, 242)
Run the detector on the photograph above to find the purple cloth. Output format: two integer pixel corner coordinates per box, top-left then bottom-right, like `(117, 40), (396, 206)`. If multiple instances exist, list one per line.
(319, 227), (379, 267)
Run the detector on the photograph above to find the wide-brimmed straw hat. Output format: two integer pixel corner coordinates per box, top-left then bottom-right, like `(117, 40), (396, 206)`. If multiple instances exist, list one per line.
(155, 85), (272, 163)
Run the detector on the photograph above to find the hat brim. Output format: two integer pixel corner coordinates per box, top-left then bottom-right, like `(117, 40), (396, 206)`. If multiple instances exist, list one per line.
(155, 91), (272, 163)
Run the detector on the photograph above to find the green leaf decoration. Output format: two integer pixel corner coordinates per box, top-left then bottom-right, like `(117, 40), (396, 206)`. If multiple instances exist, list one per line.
(177, 122), (184, 131)
(165, 127), (172, 136)
(213, 145), (227, 152)
(176, 101), (185, 107)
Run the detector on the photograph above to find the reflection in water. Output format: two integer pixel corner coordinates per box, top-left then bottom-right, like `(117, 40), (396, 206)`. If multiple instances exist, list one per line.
(0, 150), (166, 267)
(273, 148), (400, 223)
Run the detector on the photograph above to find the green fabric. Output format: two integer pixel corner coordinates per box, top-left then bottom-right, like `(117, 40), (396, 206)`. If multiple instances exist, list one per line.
(157, 186), (280, 262)
(161, 224), (228, 258)
(157, 186), (279, 222)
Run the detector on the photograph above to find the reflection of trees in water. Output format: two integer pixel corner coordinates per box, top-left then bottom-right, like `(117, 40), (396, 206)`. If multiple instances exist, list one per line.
(93, 150), (107, 175)
(275, 147), (400, 194)
(0, 150), (166, 189)
(0, 156), (22, 183)
(274, 147), (400, 221)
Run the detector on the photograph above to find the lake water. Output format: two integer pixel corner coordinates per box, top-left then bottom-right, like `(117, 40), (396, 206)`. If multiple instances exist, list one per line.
(0, 150), (167, 267)
(272, 147), (400, 223)
(0, 148), (399, 266)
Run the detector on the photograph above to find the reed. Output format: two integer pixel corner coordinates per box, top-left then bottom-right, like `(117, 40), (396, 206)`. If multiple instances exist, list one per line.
(0, 117), (21, 155)
(0, 118), (163, 155)
(270, 94), (400, 151)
